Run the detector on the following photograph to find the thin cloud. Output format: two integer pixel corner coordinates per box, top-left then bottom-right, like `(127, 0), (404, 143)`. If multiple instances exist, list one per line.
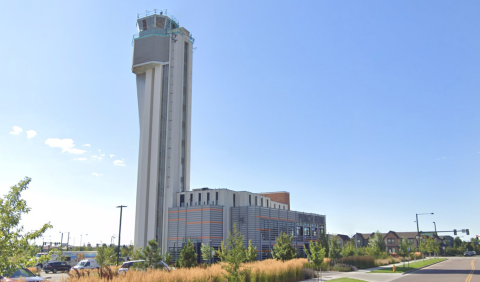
(74, 157), (87, 161)
(26, 130), (37, 139)
(109, 154), (115, 158)
(113, 160), (126, 166)
(82, 144), (91, 147)
(92, 172), (102, 177)
(9, 126), (23, 135)
(435, 157), (452, 161)
(45, 138), (87, 155)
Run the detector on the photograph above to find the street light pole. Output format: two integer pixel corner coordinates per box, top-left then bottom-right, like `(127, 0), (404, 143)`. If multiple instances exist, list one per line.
(416, 212), (434, 250)
(433, 222), (437, 235)
(116, 205), (127, 266)
(66, 232), (70, 251)
(60, 232), (64, 251)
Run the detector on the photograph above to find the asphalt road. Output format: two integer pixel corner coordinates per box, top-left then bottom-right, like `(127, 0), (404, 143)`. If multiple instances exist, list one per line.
(393, 257), (479, 282)
(39, 271), (69, 282)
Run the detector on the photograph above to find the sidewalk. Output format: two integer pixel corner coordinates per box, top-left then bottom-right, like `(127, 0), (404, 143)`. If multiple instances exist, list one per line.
(301, 257), (444, 282)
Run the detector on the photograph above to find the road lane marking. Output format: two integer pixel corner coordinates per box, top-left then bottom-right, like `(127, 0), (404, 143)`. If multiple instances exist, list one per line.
(465, 259), (475, 282)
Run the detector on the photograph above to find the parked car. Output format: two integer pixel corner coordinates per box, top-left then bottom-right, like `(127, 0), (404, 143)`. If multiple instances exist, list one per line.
(43, 261), (71, 273)
(0, 268), (47, 281)
(118, 260), (145, 274)
(464, 251), (474, 256)
(71, 259), (99, 270)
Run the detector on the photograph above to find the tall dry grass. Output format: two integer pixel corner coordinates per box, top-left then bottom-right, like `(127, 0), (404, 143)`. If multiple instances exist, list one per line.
(67, 259), (309, 282)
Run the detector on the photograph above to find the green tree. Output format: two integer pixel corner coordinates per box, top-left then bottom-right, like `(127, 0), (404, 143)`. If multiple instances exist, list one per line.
(305, 240), (326, 270)
(49, 248), (66, 261)
(341, 239), (356, 258)
(367, 231), (386, 259)
(96, 245), (108, 267)
(140, 239), (162, 268)
(130, 246), (143, 260)
(454, 237), (462, 248)
(219, 224), (249, 282)
(328, 235), (342, 259)
(398, 237), (412, 267)
(178, 239), (197, 268)
(245, 240), (257, 262)
(418, 240), (428, 261)
(0, 177), (52, 276)
(319, 233), (329, 257)
(271, 232), (297, 262)
(163, 251), (172, 266)
(426, 238), (439, 258)
(200, 243), (215, 263)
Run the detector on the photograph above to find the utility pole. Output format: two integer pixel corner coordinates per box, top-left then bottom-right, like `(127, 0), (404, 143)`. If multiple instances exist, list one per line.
(66, 232), (70, 251)
(116, 205), (127, 266)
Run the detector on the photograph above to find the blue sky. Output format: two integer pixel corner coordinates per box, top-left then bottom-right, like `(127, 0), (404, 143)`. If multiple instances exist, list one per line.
(1, 0), (479, 246)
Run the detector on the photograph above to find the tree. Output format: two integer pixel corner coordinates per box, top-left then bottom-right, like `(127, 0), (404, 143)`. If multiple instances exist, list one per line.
(328, 235), (342, 259)
(219, 223), (249, 282)
(271, 232), (297, 262)
(163, 251), (172, 266)
(130, 246), (143, 260)
(245, 240), (257, 262)
(201, 243), (215, 263)
(305, 240), (326, 270)
(319, 233), (329, 257)
(96, 245), (117, 266)
(454, 236), (462, 248)
(49, 248), (66, 261)
(341, 239), (356, 258)
(96, 245), (108, 267)
(398, 237), (412, 267)
(178, 239), (197, 268)
(418, 240), (428, 261)
(426, 238), (439, 258)
(367, 231), (386, 259)
(140, 239), (162, 268)
(0, 177), (52, 276)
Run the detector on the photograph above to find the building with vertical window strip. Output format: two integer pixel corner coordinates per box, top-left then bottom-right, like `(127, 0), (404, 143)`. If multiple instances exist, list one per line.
(132, 10), (193, 252)
(131, 10), (326, 260)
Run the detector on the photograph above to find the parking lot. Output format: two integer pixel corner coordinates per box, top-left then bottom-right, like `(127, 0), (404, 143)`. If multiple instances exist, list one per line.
(38, 271), (69, 282)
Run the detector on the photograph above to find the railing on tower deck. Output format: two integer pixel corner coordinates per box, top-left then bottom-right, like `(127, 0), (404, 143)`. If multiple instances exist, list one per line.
(132, 30), (195, 45)
(133, 9), (195, 45)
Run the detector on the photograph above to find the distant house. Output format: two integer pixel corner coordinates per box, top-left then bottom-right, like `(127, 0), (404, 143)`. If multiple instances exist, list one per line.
(337, 234), (351, 247)
(328, 234), (350, 247)
(352, 231), (444, 253)
(352, 233), (371, 248)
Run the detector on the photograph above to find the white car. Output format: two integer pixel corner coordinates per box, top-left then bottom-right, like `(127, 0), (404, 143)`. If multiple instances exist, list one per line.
(0, 268), (49, 282)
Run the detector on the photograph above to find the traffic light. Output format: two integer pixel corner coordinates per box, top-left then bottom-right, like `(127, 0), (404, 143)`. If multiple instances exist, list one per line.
(454, 229), (457, 235)
(466, 229), (470, 235)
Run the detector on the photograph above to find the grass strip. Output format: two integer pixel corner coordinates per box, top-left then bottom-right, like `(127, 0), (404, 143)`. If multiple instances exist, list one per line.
(327, 278), (368, 282)
(369, 258), (446, 273)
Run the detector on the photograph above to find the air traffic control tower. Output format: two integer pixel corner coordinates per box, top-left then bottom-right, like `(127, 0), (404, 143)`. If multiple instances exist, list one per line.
(132, 10), (194, 252)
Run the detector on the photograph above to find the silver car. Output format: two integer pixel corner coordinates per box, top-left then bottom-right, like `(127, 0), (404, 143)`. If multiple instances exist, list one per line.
(0, 268), (48, 282)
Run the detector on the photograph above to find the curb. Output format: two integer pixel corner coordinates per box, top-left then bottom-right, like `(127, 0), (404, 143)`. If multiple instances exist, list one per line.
(401, 258), (448, 275)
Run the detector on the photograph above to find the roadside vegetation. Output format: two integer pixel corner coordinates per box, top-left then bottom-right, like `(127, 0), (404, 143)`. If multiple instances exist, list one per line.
(369, 258), (446, 273)
(328, 279), (368, 282)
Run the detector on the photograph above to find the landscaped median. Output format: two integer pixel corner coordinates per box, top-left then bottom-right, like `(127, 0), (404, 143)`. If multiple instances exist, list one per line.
(327, 279), (367, 282)
(369, 258), (446, 273)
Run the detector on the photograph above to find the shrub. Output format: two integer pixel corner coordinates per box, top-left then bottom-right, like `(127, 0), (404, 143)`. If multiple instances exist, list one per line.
(331, 263), (355, 272)
(336, 256), (375, 269)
